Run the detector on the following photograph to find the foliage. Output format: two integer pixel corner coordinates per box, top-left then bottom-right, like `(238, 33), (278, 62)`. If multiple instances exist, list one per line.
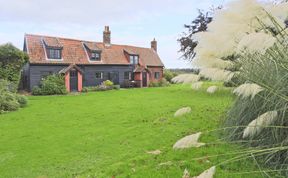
(0, 84), (263, 177)
(103, 80), (114, 87)
(224, 13), (288, 176)
(178, 9), (216, 61)
(16, 95), (28, 108)
(193, 0), (288, 83)
(0, 43), (28, 85)
(32, 74), (67, 95)
(168, 68), (200, 74)
(82, 80), (119, 93)
(149, 78), (170, 87)
(0, 79), (27, 113)
(163, 69), (177, 83)
(0, 92), (20, 112)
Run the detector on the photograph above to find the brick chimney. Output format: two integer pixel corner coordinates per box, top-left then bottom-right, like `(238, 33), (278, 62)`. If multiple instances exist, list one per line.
(151, 38), (157, 52)
(103, 26), (111, 47)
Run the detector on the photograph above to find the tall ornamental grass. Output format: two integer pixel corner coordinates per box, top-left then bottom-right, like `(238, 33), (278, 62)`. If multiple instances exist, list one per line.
(224, 13), (288, 176)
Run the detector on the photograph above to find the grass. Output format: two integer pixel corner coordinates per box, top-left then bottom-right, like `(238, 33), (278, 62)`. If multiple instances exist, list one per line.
(0, 83), (262, 178)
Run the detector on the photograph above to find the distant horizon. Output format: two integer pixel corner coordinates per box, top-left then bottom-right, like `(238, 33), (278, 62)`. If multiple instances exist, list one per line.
(0, 0), (229, 68)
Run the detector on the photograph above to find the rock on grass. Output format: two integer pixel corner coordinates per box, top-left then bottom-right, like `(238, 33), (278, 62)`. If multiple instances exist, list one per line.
(174, 107), (191, 117)
(173, 132), (205, 149)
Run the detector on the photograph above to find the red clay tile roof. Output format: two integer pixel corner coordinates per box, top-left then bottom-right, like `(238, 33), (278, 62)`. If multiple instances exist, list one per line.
(43, 37), (63, 48)
(83, 42), (101, 51)
(24, 34), (164, 67)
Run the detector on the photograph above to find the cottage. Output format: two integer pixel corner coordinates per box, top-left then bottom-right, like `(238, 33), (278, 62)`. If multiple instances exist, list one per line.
(22, 26), (164, 92)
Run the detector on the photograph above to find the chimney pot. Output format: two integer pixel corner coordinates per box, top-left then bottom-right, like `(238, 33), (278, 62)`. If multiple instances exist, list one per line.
(151, 38), (157, 52)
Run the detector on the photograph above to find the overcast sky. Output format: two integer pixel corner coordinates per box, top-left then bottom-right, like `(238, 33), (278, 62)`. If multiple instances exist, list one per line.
(0, 0), (228, 68)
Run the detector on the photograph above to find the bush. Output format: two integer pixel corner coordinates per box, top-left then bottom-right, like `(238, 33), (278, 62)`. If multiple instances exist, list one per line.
(32, 74), (68, 95)
(149, 79), (170, 87)
(0, 43), (28, 85)
(82, 84), (120, 93)
(16, 95), (28, 107)
(149, 82), (160, 87)
(163, 70), (177, 83)
(103, 80), (114, 87)
(112, 85), (120, 90)
(0, 92), (20, 112)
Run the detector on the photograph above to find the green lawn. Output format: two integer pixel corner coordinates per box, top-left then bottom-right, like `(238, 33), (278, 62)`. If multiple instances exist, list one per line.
(0, 84), (261, 178)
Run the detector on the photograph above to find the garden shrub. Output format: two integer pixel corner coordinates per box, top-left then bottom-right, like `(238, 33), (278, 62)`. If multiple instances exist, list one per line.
(163, 69), (177, 83)
(82, 81), (119, 93)
(32, 74), (68, 95)
(16, 95), (28, 107)
(0, 80), (26, 113)
(0, 43), (28, 85)
(112, 85), (120, 90)
(149, 78), (170, 87)
(103, 80), (113, 87)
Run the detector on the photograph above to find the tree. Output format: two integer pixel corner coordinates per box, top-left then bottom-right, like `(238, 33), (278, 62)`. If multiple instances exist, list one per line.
(178, 7), (221, 61)
(0, 43), (28, 84)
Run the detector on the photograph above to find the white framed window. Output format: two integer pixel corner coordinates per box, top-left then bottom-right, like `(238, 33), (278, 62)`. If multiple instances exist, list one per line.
(47, 48), (61, 59)
(129, 55), (139, 64)
(95, 72), (103, 79)
(91, 52), (101, 61)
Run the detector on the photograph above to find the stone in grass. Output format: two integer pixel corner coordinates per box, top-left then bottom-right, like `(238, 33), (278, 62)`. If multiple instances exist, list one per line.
(173, 132), (205, 149)
(207, 86), (218, 94)
(146, 149), (161, 155)
(174, 107), (192, 117)
(192, 166), (216, 178)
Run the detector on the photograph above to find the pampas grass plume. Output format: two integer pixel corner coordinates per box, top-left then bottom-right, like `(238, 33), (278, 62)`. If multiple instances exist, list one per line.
(243, 111), (278, 138)
(233, 83), (264, 99)
(207, 86), (218, 94)
(191, 82), (203, 90)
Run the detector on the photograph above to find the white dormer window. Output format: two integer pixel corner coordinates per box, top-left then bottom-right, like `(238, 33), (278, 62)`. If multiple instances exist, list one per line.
(47, 48), (61, 59)
(129, 55), (139, 64)
(91, 52), (101, 61)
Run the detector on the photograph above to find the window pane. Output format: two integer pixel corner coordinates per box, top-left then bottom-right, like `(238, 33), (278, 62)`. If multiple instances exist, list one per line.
(130, 56), (134, 64)
(91, 52), (100, 61)
(96, 72), (103, 79)
(154, 72), (160, 79)
(124, 72), (132, 80)
(48, 49), (61, 59)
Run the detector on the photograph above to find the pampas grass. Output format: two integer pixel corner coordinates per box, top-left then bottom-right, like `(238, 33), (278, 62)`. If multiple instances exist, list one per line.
(173, 132), (205, 149)
(191, 82), (203, 90)
(207, 86), (218, 94)
(182, 169), (190, 178)
(200, 68), (234, 82)
(192, 166), (216, 178)
(237, 32), (276, 55)
(174, 107), (191, 117)
(172, 74), (200, 84)
(146, 150), (161, 155)
(243, 111), (278, 139)
(233, 83), (264, 99)
(223, 10), (288, 177)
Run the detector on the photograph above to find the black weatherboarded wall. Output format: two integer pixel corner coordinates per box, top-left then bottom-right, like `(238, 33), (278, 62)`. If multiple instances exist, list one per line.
(24, 64), (134, 91)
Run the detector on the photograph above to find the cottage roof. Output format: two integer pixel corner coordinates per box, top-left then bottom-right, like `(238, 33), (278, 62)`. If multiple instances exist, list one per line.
(24, 34), (164, 67)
